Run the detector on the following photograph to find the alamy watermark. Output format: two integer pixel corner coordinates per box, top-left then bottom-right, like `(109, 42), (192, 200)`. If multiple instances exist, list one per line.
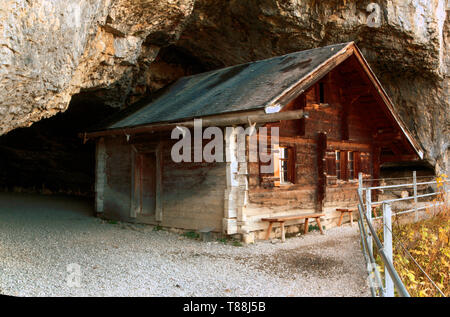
(170, 119), (278, 173)
(66, 263), (81, 288)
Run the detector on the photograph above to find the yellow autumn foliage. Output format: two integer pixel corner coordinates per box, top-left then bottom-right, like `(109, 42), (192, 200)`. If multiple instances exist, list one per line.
(382, 174), (449, 297)
(377, 175), (450, 297)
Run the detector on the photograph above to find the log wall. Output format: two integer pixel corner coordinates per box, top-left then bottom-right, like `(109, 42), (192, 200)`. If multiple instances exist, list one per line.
(100, 135), (227, 232)
(242, 70), (379, 241)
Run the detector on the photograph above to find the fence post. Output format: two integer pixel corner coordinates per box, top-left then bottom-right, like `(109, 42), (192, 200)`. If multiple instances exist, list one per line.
(413, 171), (418, 222)
(358, 172), (363, 196)
(366, 185), (372, 255)
(383, 203), (394, 297)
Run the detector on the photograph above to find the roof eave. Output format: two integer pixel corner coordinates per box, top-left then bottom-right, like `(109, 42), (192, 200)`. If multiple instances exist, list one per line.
(351, 45), (424, 159)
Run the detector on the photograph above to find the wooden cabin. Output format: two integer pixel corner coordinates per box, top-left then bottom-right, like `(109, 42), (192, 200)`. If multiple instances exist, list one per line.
(83, 42), (423, 243)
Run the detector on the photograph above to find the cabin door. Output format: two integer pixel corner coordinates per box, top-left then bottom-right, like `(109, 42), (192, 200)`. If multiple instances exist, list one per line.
(136, 153), (157, 218)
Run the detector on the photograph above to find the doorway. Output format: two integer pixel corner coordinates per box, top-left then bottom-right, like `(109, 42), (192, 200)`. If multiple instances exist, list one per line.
(133, 152), (157, 219)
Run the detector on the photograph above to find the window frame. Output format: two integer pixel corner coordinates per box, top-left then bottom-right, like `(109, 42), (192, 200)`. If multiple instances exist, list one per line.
(348, 151), (355, 180)
(336, 150), (341, 179)
(326, 150), (369, 184)
(278, 147), (289, 184)
(273, 145), (296, 186)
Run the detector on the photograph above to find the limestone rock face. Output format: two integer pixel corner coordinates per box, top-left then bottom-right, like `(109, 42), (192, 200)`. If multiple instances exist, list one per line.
(0, 0), (448, 173)
(0, 0), (194, 133)
(176, 0), (449, 174)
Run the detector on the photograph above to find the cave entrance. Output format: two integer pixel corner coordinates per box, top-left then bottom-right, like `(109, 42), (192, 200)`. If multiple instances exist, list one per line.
(0, 93), (118, 199)
(380, 161), (436, 180)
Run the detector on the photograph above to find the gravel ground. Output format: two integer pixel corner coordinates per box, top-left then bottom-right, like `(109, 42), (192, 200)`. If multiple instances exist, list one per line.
(0, 193), (370, 297)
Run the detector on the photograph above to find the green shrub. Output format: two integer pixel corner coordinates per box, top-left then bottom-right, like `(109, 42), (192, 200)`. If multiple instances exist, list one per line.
(183, 231), (200, 239)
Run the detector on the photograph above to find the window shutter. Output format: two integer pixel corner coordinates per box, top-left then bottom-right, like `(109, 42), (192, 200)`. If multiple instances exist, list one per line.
(325, 150), (336, 176)
(288, 147), (296, 184)
(360, 152), (371, 176)
(273, 144), (280, 176)
(340, 150), (348, 181)
(272, 144), (280, 186)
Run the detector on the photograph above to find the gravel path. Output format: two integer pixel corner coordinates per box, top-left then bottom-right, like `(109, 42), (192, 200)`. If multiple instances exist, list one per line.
(0, 193), (370, 297)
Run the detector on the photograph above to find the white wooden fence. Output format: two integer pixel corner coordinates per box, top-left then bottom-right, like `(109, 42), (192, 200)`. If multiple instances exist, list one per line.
(357, 172), (449, 297)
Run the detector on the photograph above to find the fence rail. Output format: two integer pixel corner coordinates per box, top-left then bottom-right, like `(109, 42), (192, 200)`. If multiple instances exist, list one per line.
(357, 172), (449, 297)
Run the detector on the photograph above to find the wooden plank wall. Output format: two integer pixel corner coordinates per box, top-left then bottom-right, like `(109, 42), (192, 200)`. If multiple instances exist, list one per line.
(101, 135), (228, 232)
(102, 136), (133, 221)
(161, 140), (227, 232)
(243, 70), (379, 239)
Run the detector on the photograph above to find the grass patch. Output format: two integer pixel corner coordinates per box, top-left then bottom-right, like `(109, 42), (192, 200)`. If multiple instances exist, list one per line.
(231, 240), (243, 247)
(308, 224), (325, 232)
(153, 225), (163, 232)
(183, 231), (200, 240)
(216, 238), (228, 244)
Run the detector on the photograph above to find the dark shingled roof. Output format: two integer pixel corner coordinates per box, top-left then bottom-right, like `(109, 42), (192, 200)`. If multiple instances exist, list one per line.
(101, 42), (352, 130)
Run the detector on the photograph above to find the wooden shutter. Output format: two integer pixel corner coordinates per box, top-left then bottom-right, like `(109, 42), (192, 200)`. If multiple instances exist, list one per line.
(317, 133), (327, 212)
(340, 150), (348, 181)
(288, 147), (296, 184)
(360, 152), (371, 176)
(325, 150), (336, 176)
(273, 144), (280, 186)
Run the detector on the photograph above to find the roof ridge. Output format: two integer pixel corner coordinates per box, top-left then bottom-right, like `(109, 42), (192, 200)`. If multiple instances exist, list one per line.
(179, 42), (354, 81)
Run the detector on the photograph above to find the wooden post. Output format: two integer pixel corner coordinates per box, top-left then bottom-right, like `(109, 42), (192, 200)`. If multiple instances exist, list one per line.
(383, 203), (394, 297)
(265, 222), (273, 240)
(316, 217), (324, 235)
(317, 132), (327, 212)
(358, 172), (363, 195)
(223, 127), (239, 235)
(413, 171), (418, 222)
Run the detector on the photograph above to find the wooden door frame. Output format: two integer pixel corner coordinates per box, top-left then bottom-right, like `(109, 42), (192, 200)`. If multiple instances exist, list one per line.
(130, 141), (163, 222)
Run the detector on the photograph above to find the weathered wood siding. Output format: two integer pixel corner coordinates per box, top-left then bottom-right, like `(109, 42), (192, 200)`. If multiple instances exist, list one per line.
(102, 136), (133, 221)
(160, 141), (227, 231)
(243, 69), (379, 238)
(101, 135), (227, 232)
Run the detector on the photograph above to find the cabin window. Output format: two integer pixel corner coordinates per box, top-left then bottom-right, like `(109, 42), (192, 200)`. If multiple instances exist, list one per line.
(279, 147), (289, 183)
(273, 145), (296, 185)
(335, 151), (341, 179)
(326, 150), (371, 182)
(348, 151), (355, 180)
(319, 82), (325, 104)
